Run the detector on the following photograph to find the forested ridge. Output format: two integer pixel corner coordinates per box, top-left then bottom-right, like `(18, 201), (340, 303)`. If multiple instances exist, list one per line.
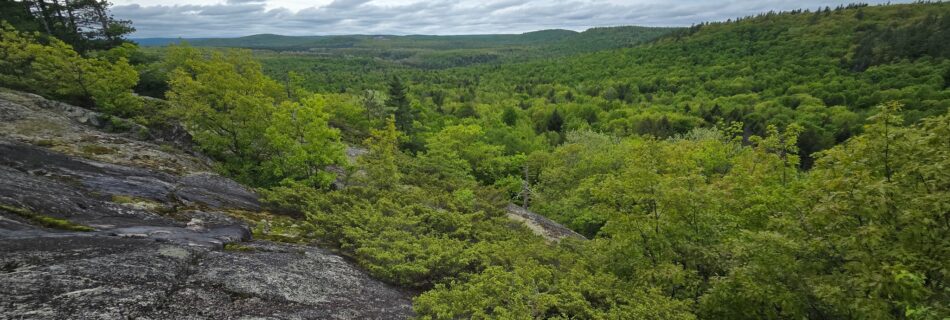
(1, 1), (949, 319)
(171, 26), (676, 66)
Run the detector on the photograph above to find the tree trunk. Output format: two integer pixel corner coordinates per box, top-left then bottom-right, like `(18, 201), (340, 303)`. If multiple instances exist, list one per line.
(521, 163), (530, 208)
(31, 0), (53, 34)
(93, 1), (111, 42)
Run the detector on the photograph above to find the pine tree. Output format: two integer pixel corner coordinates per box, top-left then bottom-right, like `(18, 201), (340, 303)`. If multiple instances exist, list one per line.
(546, 109), (564, 132)
(11, 0), (134, 52)
(386, 75), (413, 133)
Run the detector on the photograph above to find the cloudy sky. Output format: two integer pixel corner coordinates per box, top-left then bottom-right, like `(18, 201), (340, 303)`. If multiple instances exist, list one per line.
(113, 0), (907, 38)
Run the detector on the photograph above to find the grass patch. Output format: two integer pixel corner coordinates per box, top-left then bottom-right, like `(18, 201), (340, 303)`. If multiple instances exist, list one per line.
(111, 194), (138, 204)
(111, 194), (155, 205)
(0, 204), (95, 232)
(226, 210), (313, 244)
(80, 144), (115, 155)
(223, 243), (256, 252)
(158, 144), (178, 154)
(34, 139), (57, 147)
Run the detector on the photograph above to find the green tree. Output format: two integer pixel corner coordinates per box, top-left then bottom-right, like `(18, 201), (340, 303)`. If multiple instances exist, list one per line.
(424, 124), (507, 183)
(264, 95), (346, 188)
(0, 22), (40, 90)
(387, 75), (413, 133)
(501, 105), (519, 126)
(1, 23), (140, 116)
(166, 49), (284, 184)
(360, 116), (402, 189)
(546, 108), (564, 132)
(802, 103), (949, 318)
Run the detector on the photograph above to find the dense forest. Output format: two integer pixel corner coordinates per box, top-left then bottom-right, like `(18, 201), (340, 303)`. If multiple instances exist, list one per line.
(147, 26), (677, 68)
(1, 1), (948, 319)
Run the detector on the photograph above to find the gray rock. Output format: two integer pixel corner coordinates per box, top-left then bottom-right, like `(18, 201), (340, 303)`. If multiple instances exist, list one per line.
(175, 172), (261, 212)
(506, 204), (586, 242)
(0, 88), (414, 319)
(0, 140), (258, 223)
(0, 141), (177, 229)
(0, 237), (414, 319)
(0, 88), (211, 175)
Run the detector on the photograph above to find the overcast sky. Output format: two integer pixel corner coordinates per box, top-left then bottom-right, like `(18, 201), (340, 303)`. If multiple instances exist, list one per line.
(113, 0), (908, 38)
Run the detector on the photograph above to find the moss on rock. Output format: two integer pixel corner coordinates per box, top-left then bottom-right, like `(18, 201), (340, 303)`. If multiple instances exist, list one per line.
(0, 204), (95, 232)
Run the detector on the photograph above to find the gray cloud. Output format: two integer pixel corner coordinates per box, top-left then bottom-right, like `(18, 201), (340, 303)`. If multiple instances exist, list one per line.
(114, 0), (910, 38)
(325, 0), (373, 9)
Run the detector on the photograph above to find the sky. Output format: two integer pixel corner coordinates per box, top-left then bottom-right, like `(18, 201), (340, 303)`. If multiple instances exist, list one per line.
(112, 0), (909, 38)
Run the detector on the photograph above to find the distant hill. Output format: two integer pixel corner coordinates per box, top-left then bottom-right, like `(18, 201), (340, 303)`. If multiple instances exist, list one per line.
(193, 34), (341, 49)
(181, 26), (675, 53)
(153, 26), (675, 69)
(517, 29), (579, 42)
(540, 26), (678, 56)
(133, 38), (207, 46)
(183, 31), (575, 50)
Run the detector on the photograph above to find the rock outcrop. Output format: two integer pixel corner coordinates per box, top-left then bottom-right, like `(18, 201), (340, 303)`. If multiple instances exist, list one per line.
(505, 204), (586, 242)
(0, 89), (414, 319)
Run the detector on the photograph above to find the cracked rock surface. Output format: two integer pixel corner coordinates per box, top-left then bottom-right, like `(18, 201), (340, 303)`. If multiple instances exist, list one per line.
(0, 89), (414, 319)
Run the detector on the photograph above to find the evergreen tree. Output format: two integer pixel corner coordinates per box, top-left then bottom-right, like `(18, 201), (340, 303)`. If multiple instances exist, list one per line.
(386, 75), (413, 133)
(6, 0), (134, 52)
(546, 108), (564, 132)
(501, 105), (518, 126)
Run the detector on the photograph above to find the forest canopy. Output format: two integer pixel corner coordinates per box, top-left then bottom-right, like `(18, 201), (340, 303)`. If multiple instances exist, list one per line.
(0, 1), (948, 319)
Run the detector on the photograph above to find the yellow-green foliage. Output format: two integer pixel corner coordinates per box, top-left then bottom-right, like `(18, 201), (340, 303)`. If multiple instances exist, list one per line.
(165, 46), (346, 188)
(0, 22), (142, 117)
(263, 96), (346, 187)
(223, 243), (256, 252)
(529, 105), (949, 319)
(0, 204), (94, 232)
(0, 22), (38, 89)
(359, 116), (401, 189)
(262, 134), (699, 318)
(258, 105), (949, 319)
